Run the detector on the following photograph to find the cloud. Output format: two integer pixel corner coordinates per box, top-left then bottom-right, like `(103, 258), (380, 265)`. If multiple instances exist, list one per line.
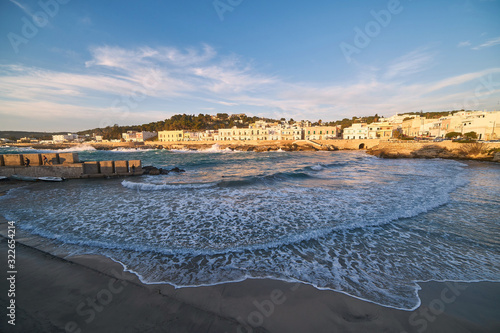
(79, 16), (92, 26)
(8, 0), (52, 27)
(458, 41), (471, 47)
(472, 36), (500, 50)
(1, 44), (499, 131)
(8, 0), (33, 17)
(383, 48), (435, 79)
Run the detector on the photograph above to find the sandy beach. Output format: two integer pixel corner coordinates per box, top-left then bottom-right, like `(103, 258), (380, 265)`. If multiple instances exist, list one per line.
(1, 218), (499, 333)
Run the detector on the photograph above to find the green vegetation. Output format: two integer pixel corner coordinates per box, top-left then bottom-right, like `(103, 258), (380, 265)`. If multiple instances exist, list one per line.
(0, 131), (66, 141)
(445, 131), (462, 139)
(78, 113), (281, 140)
(324, 114), (381, 129)
(463, 131), (478, 140)
(399, 110), (462, 119)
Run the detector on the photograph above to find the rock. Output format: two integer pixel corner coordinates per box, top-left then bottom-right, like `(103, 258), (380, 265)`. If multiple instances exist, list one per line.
(493, 152), (500, 162)
(159, 168), (170, 175)
(170, 167), (185, 173)
(143, 166), (160, 175)
(149, 168), (160, 175)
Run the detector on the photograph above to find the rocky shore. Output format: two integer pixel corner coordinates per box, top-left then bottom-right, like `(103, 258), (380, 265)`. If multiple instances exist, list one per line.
(3, 140), (500, 162)
(367, 142), (500, 162)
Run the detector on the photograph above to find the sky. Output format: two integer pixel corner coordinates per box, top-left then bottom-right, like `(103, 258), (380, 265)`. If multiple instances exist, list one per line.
(0, 0), (499, 131)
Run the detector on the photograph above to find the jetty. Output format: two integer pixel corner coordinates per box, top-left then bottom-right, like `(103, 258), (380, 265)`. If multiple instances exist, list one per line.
(0, 153), (143, 179)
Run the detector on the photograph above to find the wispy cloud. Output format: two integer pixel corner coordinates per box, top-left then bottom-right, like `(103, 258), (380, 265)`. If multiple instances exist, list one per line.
(472, 36), (500, 50)
(458, 41), (471, 47)
(1, 44), (499, 131)
(8, 0), (33, 17)
(383, 48), (435, 79)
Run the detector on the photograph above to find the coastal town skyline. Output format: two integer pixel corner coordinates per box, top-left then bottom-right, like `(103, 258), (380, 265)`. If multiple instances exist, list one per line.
(1, 0), (499, 132)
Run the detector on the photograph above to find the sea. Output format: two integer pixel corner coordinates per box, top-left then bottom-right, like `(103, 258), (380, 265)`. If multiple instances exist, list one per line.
(1, 145), (499, 310)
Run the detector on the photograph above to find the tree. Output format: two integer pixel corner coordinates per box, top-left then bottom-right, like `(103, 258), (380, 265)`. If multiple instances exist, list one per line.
(463, 131), (477, 140)
(392, 129), (403, 139)
(445, 132), (461, 139)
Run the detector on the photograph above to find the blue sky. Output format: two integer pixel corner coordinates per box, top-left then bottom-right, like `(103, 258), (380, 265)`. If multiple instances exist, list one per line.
(1, 0), (499, 131)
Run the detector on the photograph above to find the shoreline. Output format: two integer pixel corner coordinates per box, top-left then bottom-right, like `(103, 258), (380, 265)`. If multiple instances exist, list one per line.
(2, 140), (500, 163)
(1, 209), (499, 332)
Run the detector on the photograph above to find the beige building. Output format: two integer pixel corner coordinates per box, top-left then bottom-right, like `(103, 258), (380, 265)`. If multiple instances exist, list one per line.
(304, 126), (340, 140)
(401, 117), (436, 137)
(367, 122), (393, 139)
(280, 128), (304, 140)
(158, 130), (184, 142)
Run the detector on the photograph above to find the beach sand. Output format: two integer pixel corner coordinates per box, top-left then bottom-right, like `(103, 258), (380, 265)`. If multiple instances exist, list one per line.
(1, 228), (499, 333)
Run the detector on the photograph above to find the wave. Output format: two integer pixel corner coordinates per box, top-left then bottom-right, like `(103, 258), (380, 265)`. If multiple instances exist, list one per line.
(310, 164), (323, 171)
(110, 147), (156, 152)
(58, 145), (97, 152)
(201, 144), (235, 153)
(121, 180), (216, 191)
(121, 170), (316, 191)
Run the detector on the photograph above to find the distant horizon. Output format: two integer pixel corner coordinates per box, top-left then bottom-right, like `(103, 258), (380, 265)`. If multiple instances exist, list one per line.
(1, 0), (499, 131)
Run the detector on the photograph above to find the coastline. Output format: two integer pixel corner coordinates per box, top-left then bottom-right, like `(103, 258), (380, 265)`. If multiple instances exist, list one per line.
(2, 140), (500, 162)
(1, 210), (499, 332)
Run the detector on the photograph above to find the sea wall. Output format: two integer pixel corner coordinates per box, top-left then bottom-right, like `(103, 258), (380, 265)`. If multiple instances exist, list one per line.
(0, 153), (143, 179)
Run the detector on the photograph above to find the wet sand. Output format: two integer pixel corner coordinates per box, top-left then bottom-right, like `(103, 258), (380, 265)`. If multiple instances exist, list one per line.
(1, 229), (499, 333)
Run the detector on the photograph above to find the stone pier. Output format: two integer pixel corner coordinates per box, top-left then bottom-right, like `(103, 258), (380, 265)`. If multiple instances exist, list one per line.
(0, 153), (143, 179)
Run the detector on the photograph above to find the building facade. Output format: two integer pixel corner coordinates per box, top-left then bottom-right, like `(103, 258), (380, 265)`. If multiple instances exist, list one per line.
(343, 123), (368, 139)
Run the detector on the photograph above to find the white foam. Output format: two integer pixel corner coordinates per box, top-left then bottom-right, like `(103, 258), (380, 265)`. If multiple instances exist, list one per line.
(311, 164), (323, 171)
(111, 147), (155, 152)
(121, 180), (216, 191)
(58, 145), (96, 152)
(201, 144), (236, 153)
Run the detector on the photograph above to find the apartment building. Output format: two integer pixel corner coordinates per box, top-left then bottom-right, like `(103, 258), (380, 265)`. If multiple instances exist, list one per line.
(343, 123), (368, 139)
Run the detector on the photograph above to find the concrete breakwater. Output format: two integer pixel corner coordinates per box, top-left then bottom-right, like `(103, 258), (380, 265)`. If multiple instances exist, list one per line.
(0, 153), (142, 179)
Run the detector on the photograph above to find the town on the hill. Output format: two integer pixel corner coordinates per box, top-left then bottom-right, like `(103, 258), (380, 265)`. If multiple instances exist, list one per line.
(4, 110), (500, 145)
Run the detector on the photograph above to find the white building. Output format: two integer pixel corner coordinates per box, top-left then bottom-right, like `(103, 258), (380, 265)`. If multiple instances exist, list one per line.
(343, 123), (368, 139)
(52, 133), (78, 143)
(122, 131), (157, 142)
(460, 111), (500, 140)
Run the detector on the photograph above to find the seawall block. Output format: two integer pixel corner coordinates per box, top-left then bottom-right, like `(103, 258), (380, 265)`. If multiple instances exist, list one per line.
(23, 153), (42, 166)
(129, 160), (142, 172)
(100, 161), (115, 175)
(83, 161), (100, 174)
(41, 153), (60, 165)
(3, 154), (23, 166)
(115, 161), (128, 173)
(59, 153), (79, 164)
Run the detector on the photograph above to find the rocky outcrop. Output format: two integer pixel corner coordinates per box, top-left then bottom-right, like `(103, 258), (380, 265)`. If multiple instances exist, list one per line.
(368, 143), (499, 162)
(142, 166), (185, 175)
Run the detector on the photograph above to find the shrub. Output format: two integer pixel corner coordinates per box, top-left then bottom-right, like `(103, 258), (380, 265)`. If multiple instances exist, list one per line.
(459, 142), (488, 155)
(445, 131), (461, 139)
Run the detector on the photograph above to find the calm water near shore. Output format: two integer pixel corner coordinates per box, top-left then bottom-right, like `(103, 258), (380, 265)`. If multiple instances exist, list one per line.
(1, 145), (499, 310)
